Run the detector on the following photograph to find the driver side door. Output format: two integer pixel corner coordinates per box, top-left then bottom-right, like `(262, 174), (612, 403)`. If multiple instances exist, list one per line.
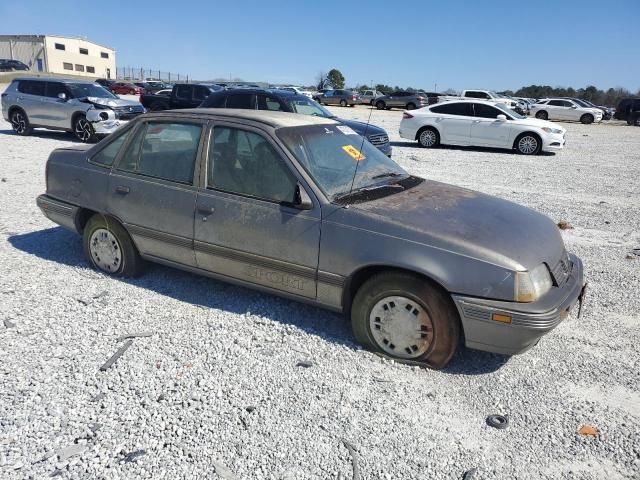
(194, 123), (321, 298)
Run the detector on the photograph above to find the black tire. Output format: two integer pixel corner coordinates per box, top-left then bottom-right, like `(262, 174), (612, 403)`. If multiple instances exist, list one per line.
(535, 110), (548, 120)
(580, 113), (594, 125)
(375, 100), (386, 110)
(369, 99), (374, 106)
(416, 127), (440, 148)
(351, 271), (460, 369)
(10, 109), (33, 136)
(633, 114), (640, 127)
(514, 132), (542, 155)
(73, 114), (97, 143)
(339, 99), (347, 107)
(149, 102), (168, 111)
(83, 215), (142, 277)
(406, 102), (416, 110)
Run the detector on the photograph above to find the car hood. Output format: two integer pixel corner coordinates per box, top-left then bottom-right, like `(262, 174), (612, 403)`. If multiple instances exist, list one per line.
(336, 118), (386, 136)
(352, 179), (565, 271)
(81, 97), (142, 108)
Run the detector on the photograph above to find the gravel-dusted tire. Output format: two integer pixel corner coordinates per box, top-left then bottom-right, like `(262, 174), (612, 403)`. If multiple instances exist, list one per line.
(339, 99), (347, 107)
(515, 132), (542, 155)
(83, 215), (142, 277)
(535, 110), (548, 120)
(149, 102), (168, 111)
(580, 113), (594, 125)
(375, 100), (386, 110)
(417, 126), (440, 148)
(351, 271), (460, 369)
(73, 114), (97, 143)
(633, 114), (640, 127)
(406, 102), (416, 110)
(10, 109), (33, 136)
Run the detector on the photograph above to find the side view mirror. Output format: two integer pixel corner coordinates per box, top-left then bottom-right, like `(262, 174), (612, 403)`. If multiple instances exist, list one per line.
(496, 114), (507, 121)
(293, 183), (313, 210)
(570, 106), (577, 109)
(57, 92), (67, 101)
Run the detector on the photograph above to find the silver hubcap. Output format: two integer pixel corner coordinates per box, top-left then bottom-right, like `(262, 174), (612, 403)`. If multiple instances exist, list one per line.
(11, 113), (26, 133)
(419, 130), (437, 147)
(518, 136), (538, 154)
(75, 118), (92, 141)
(89, 228), (122, 273)
(369, 296), (434, 359)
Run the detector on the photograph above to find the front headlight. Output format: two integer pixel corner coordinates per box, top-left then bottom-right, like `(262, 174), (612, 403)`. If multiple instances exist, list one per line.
(542, 127), (563, 134)
(515, 264), (553, 302)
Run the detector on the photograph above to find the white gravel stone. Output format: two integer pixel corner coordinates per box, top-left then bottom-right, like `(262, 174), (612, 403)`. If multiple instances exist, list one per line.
(0, 101), (638, 479)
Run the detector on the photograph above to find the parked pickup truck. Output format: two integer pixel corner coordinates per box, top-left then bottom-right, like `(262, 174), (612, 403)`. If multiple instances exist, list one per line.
(36, 109), (586, 369)
(438, 90), (521, 110)
(140, 83), (222, 111)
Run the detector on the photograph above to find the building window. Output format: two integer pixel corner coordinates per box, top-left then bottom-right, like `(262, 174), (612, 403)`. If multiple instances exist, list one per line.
(63, 62), (73, 70)
(79, 47), (88, 55)
(100, 52), (109, 59)
(86, 66), (95, 74)
(55, 43), (65, 50)
(75, 64), (84, 72)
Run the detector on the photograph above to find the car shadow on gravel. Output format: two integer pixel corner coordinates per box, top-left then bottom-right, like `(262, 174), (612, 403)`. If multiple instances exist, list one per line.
(0, 128), (79, 142)
(389, 141), (557, 156)
(9, 227), (510, 375)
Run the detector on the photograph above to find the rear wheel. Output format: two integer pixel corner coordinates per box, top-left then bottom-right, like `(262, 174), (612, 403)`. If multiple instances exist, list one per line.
(149, 102), (167, 111)
(417, 127), (440, 148)
(634, 114), (640, 126)
(10, 109), (33, 136)
(580, 113), (594, 125)
(340, 99), (347, 107)
(535, 110), (548, 120)
(375, 100), (386, 110)
(83, 215), (142, 277)
(73, 115), (97, 143)
(515, 132), (541, 155)
(406, 102), (416, 110)
(351, 272), (460, 369)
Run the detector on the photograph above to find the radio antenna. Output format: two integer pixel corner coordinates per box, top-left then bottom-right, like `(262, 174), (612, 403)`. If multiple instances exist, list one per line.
(347, 84), (375, 196)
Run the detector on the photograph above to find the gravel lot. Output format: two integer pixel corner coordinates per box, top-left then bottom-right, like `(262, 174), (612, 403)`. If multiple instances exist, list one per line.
(1, 96), (639, 479)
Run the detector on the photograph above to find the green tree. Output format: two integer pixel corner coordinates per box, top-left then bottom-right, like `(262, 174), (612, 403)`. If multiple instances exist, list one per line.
(326, 69), (345, 89)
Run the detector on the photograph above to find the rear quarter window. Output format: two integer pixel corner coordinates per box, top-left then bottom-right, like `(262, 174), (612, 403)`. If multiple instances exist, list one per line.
(90, 129), (132, 167)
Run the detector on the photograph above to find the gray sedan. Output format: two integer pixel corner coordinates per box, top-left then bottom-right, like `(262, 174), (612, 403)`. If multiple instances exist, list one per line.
(317, 89), (360, 107)
(37, 109), (585, 368)
(375, 91), (429, 110)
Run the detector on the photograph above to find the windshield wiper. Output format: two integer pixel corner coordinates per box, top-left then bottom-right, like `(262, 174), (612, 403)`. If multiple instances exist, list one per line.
(371, 172), (405, 180)
(333, 183), (404, 203)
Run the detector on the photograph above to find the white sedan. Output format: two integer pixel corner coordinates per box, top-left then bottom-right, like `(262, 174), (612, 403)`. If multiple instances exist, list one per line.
(530, 99), (603, 124)
(399, 100), (566, 155)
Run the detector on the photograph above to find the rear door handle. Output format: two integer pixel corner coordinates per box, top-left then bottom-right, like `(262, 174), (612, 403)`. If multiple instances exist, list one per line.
(115, 186), (130, 195)
(197, 205), (215, 214)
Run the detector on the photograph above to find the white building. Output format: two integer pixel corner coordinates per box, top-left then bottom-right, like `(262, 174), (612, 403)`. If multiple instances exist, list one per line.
(0, 35), (116, 79)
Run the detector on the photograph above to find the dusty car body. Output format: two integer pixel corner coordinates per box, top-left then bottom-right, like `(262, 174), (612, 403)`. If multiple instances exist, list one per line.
(36, 109), (586, 368)
(1, 77), (145, 142)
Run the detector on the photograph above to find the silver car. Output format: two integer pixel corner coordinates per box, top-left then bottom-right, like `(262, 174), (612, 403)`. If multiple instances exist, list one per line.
(358, 90), (385, 105)
(317, 89), (360, 107)
(375, 91), (429, 110)
(1, 77), (145, 142)
(37, 109), (586, 369)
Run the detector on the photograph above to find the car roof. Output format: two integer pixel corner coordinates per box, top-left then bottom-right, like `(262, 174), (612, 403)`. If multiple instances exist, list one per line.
(431, 99), (498, 105)
(148, 108), (338, 128)
(14, 76), (97, 84)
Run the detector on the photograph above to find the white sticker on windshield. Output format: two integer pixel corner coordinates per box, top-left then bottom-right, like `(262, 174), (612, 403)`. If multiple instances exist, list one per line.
(336, 125), (358, 135)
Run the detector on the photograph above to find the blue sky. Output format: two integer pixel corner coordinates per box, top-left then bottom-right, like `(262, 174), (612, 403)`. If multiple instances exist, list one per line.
(1, 0), (638, 91)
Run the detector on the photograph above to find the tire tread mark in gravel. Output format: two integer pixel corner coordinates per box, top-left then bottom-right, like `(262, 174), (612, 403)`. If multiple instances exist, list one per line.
(341, 439), (360, 480)
(99, 339), (133, 371)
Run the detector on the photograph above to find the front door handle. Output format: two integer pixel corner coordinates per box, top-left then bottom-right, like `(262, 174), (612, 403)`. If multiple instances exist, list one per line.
(115, 186), (130, 195)
(197, 205), (215, 215)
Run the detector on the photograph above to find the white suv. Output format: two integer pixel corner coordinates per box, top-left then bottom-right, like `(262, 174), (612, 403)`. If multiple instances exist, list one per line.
(530, 99), (603, 124)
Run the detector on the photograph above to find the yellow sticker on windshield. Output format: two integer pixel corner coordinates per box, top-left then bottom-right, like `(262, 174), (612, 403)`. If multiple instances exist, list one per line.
(342, 145), (366, 161)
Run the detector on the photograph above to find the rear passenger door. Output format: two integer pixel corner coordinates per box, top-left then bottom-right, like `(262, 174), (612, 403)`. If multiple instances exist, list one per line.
(107, 119), (206, 267)
(16, 80), (46, 124)
(429, 102), (473, 145)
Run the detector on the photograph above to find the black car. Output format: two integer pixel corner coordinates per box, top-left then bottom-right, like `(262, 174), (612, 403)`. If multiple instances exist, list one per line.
(95, 78), (115, 90)
(0, 59), (30, 72)
(200, 88), (392, 156)
(614, 98), (640, 124)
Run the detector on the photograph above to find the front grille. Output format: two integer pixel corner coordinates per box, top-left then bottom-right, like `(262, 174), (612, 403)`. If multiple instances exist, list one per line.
(368, 133), (389, 146)
(550, 251), (572, 286)
(112, 105), (145, 120)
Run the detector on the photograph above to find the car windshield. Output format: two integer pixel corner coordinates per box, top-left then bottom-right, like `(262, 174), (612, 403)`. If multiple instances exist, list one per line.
(493, 103), (526, 119)
(277, 124), (408, 201)
(68, 83), (117, 99)
(285, 97), (336, 119)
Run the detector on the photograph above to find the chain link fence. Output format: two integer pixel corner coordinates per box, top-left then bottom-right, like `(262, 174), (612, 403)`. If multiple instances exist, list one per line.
(116, 67), (191, 83)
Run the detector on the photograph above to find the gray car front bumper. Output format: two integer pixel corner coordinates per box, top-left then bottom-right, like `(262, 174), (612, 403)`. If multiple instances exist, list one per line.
(452, 254), (585, 355)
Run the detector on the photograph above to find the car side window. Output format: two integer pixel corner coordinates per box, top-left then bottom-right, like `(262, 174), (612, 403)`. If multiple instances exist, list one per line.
(193, 86), (210, 102)
(91, 129), (132, 167)
(208, 126), (297, 203)
(45, 82), (69, 98)
(473, 103), (503, 119)
(548, 100), (563, 106)
(257, 95), (285, 111)
(226, 94), (255, 109)
(118, 122), (202, 184)
(175, 85), (191, 99)
(430, 102), (473, 116)
(18, 80), (45, 96)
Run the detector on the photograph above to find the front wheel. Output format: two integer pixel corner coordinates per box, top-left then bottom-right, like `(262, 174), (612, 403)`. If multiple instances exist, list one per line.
(633, 114), (640, 126)
(515, 133), (541, 155)
(10, 109), (33, 136)
(535, 110), (548, 120)
(406, 102), (416, 110)
(83, 215), (142, 277)
(74, 115), (97, 143)
(580, 113), (594, 124)
(351, 272), (460, 369)
(417, 127), (440, 148)
(339, 99), (347, 107)
(375, 101), (386, 110)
